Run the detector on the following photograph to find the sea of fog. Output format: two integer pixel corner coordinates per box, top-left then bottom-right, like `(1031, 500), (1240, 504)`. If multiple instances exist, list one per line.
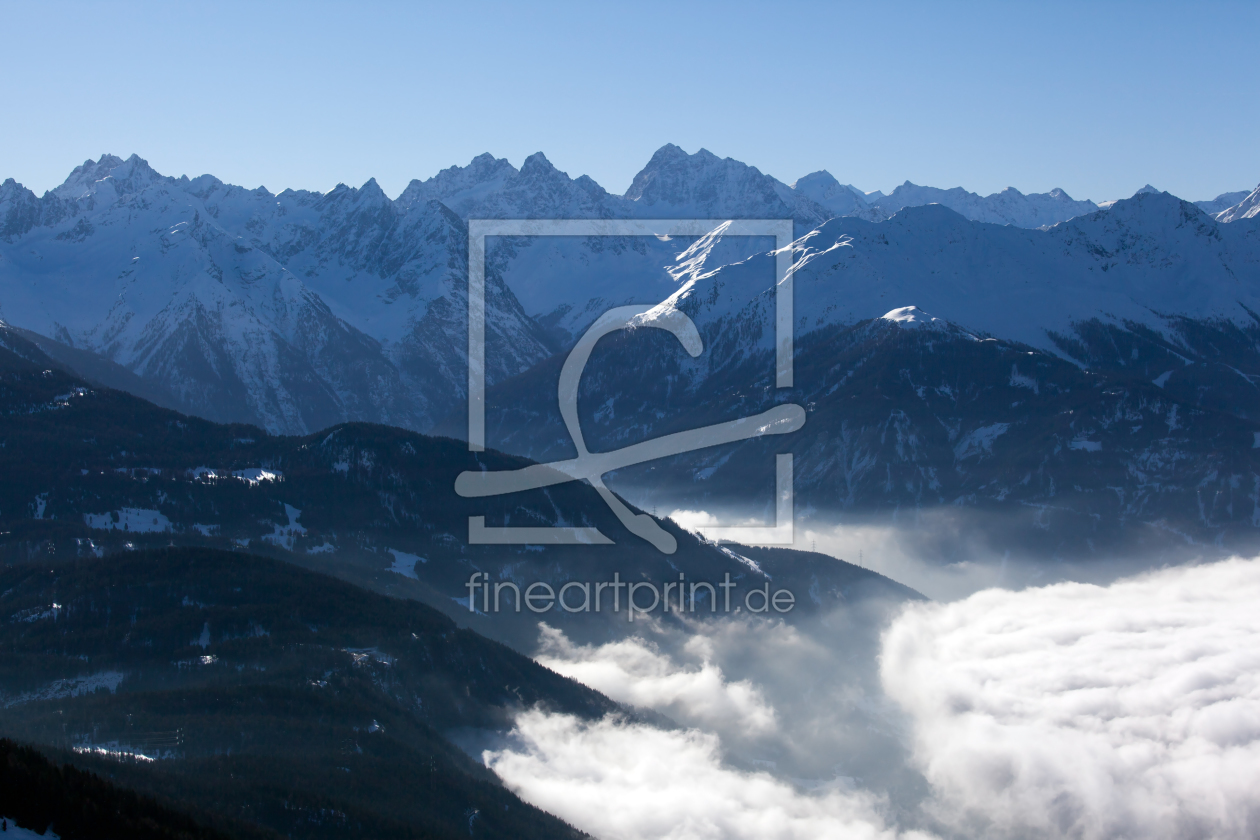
(475, 520), (1260, 840)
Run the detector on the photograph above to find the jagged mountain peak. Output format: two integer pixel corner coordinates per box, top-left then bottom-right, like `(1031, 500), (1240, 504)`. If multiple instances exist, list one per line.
(572, 173), (603, 193)
(397, 150), (622, 220)
(395, 153), (518, 211)
(51, 152), (163, 201)
(623, 143), (829, 225)
(642, 142), (689, 165)
(51, 153), (126, 198)
(468, 151), (503, 167)
(519, 151), (557, 173)
(319, 178), (391, 207)
(357, 176), (388, 200)
(624, 144), (770, 200)
(515, 151), (585, 189)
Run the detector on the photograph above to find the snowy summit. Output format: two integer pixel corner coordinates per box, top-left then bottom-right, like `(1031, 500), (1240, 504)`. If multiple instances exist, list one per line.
(880, 305), (947, 329)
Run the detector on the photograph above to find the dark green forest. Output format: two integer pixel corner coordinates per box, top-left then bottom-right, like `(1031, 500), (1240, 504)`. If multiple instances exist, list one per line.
(0, 547), (603, 840)
(0, 327), (913, 646)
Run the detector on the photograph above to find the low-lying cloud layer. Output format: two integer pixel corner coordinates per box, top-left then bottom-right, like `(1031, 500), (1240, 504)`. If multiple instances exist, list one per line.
(487, 558), (1260, 840)
(534, 623), (777, 733)
(883, 557), (1260, 839)
(485, 710), (929, 840)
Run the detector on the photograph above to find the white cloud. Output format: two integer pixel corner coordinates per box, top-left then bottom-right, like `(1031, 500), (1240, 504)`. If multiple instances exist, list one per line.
(668, 508), (763, 533)
(485, 709), (934, 840)
(670, 506), (1011, 600)
(881, 557), (1260, 840)
(535, 623), (777, 733)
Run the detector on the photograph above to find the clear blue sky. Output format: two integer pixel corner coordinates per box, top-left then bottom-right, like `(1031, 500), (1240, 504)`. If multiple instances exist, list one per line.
(2, 0), (1256, 203)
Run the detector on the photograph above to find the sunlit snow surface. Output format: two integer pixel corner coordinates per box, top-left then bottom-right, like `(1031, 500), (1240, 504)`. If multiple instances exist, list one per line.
(187, 467), (282, 485)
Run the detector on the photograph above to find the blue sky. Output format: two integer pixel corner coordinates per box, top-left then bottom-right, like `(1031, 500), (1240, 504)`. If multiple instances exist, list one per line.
(2, 0), (1256, 203)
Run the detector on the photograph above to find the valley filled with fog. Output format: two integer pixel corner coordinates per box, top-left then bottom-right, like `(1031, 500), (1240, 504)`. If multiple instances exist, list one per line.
(484, 548), (1260, 840)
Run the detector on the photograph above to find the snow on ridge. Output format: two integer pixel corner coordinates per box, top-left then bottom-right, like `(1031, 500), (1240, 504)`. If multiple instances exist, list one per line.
(188, 467), (283, 485)
(880, 305), (948, 329)
(1215, 183), (1260, 223)
(1195, 189), (1251, 216)
(233, 468), (282, 485)
(655, 188), (1260, 366)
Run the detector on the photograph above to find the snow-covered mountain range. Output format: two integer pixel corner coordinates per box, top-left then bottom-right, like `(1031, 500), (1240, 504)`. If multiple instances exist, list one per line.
(0, 154), (551, 432)
(1, 147), (1256, 450)
(452, 188), (1260, 552)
